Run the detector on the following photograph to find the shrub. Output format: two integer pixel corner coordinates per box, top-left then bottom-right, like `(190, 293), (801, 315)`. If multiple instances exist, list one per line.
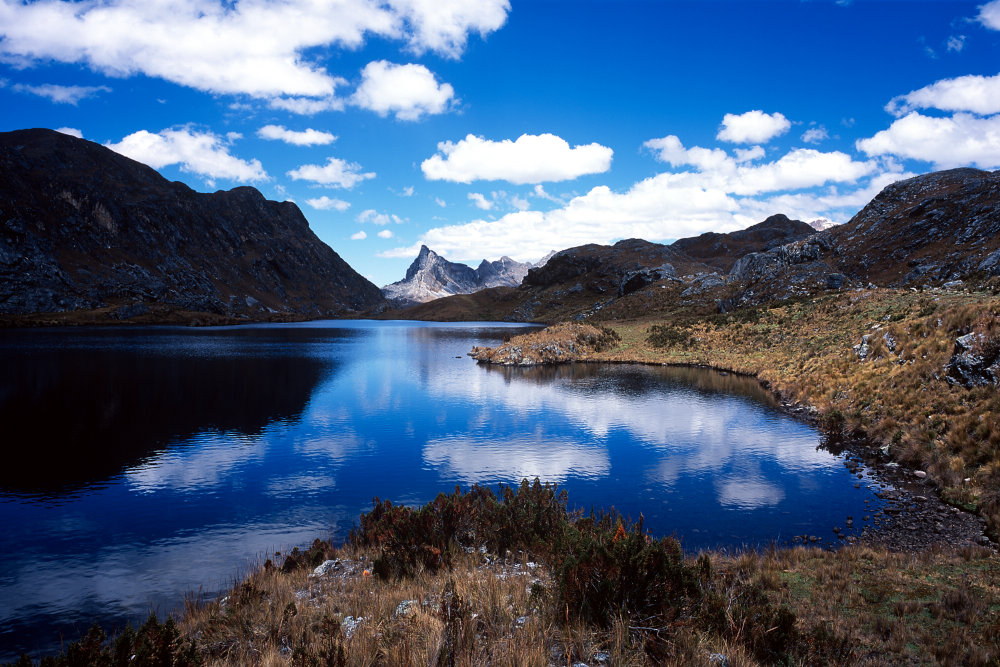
(647, 324), (693, 349)
(7, 615), (200, 667)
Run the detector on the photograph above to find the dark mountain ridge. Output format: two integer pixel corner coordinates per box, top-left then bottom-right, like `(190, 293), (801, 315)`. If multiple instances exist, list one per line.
(0, 128), (385, 322)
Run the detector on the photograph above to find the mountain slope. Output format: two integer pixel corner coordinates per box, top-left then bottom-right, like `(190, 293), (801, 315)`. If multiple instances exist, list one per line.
(726, 168), (1000, 306)
(0, 128), (385, 321)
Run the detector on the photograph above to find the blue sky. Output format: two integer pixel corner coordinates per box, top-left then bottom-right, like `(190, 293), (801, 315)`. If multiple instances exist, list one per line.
(2, 0), (1000, 286)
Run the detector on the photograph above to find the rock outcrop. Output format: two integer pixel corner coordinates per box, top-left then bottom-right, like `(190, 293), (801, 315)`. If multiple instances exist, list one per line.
(726, 168), (1000, 307)
(381, 245), (536, 307)
(0, 128), (385, 320)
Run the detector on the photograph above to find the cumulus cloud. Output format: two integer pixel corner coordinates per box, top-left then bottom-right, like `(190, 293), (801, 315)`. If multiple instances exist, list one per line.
(287, 157), (374, 188)
(106, 127), (267, 182)
(0, 0), (508, 103)
(350, 230), (367, 240)
(351, 61), (454, 120)
(801, 126), (829, 144)
(391, 0), (510, 58)
(857, 111), (1000, 169)
(257, 125), (336, 146)
(643, 135), (875, 195)
(886, 72), (1000, 116)
(716, 110), (790, 144)
(979, 0), (1000, 30)
(947, 35), (966, 52)
(12, 82), (110, 104)
(305, 196), (350, 211)
(384, 137), (894, 262)
(468, 192), (493, 210)
(55, 126), (83, 138)
(377, 229), (393, 238)
(358, 209), (402, 225)
(422, 133), (613, 184)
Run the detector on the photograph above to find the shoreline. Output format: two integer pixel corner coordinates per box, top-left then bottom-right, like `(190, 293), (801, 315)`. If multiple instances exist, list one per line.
(469, 320), (996, 554)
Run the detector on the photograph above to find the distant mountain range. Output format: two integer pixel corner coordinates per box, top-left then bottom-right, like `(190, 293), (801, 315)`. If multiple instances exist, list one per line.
(0, 128), (385, 322)
(381, 245), (551, 308)
(393, 168), (1000, 322)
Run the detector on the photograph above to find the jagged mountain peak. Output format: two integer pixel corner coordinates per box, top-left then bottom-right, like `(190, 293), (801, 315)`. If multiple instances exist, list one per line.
(383, 246), (537, 308)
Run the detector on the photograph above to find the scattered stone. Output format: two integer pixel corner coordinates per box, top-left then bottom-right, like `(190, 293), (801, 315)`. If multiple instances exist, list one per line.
(942, 280), (964, 290)
(826, 273), (846, 290)
(341, 616), (364, 639)
(853, 334), (872, 359)
(310, 559), (341, 578)
(395, 600), (419, 618)
(945, 332), (1000, 387)
(914, 470), (927, 479)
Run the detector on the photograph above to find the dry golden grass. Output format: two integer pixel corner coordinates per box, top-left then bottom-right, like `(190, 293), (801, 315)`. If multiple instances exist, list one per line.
(175, 539), (1000, 667)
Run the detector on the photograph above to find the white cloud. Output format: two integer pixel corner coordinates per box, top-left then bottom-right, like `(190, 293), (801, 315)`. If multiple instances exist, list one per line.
(106, 127), (267, 182)
(422, 133), (613, 184)
(0, 0), (508, 104)
(357, 209), (402, 225)
(716, 110), (790, 144)
(401, 186), (415, 196)
(377, 229), (393, 239)
(385, 137), (890, 262)
(734, 146), (766, 162)
(468, 192), (493, 210)
(857, 111), (1000, 169)
(947, 35), (966, 52)
(55, 126), (82, 138)
(287, 157), (374, 188)
(979, 0), (1000, 30)
(801, 126), (829, 144)
(257, 125), (336, 146)
(391, 0), (510, 58)
(12, 82), (110, 104)
(643, 135), (874, 195)
(886, 72), (1000, 116)
(351, 60), (454, 120)
(510, 195), (529, 210)
(531, 184), (564, 203)
(434, 197), (447, 207)
(267, 95), (345, 115)
(350, 230), (367, 240)
(305, 196), (350, 211)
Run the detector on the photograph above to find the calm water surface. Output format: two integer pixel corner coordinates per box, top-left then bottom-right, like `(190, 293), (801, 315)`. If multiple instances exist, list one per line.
(0, 320), (879, 659)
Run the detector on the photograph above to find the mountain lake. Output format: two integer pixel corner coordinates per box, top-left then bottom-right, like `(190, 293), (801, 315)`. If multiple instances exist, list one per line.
(0, 320), (885, 660)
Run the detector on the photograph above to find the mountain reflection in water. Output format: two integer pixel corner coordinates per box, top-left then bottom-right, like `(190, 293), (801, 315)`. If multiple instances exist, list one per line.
(0, 321), (878, 661)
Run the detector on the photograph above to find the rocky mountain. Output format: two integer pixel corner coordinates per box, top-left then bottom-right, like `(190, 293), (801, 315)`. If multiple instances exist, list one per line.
(381, 245), (536, 307)
(0, 128), (385, 322)
(669, 214), (816, 273)
(726, 168), (1000, 307)
(393, 214), (818, 322)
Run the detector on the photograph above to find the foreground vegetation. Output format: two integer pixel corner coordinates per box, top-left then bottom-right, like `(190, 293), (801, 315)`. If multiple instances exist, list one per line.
(11, 482), (999, 666)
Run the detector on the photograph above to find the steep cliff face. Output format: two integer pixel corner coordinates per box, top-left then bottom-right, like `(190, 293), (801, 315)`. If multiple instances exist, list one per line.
(0, 128), (385, 320)
(381, 245), (535, 307)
